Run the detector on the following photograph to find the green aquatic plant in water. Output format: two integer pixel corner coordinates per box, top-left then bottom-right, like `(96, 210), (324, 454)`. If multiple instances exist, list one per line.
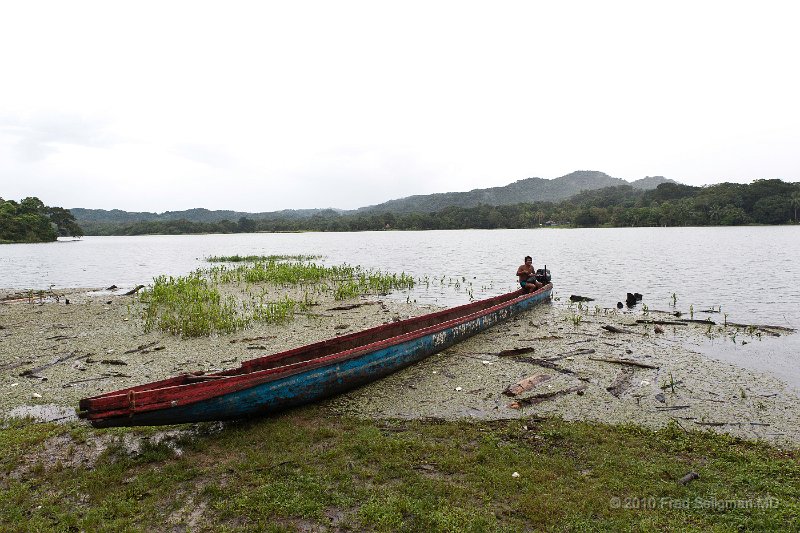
(140, 259), (414, 337)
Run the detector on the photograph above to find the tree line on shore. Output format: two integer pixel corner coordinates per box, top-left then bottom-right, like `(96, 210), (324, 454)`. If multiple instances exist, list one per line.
(0, 197), (83, 243)
(78, 179), (800, 235)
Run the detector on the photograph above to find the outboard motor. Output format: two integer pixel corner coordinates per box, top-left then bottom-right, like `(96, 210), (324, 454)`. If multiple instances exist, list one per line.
(535, 265), (551, 284)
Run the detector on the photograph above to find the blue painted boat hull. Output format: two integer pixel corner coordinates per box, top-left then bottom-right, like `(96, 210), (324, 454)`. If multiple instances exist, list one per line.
(80, 286), (551, 427)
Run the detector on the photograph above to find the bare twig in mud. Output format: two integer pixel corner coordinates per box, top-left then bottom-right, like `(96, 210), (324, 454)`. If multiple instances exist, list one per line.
(694, 421), (741, 427)
(229, 336), (277, 344)
(62, 373), (131, 387)
(606, 368), (634, 398)
(509, 384), (589, 408)
(503, 374), (552, 397)
(678, 319), (716, 325)
(649, 309), (682, 316)
(20, 351), (86, 377)
(327, 301), (381, 311)
(565, 339), (592, 346)
(588, 356), (659, 369)
(636, 319), (687, 326)
(654, 405), (691, 411)
(45, 334), (78, 341)
(558, 348), (595, 357)
(124, 341), (160, 354)
(513, 356), (589, 381)
(1, 360), (34, 372)
(523, 336), (563, 341)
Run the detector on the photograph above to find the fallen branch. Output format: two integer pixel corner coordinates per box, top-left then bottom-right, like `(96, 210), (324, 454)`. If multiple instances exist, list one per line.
(509, 384), (588, 408)
(513, 356), (588, 380)
(327, 301), (381, 311)
(588, 356), (659, 369)
(654, 405), (691, 411)
(20, 352), (86, 377)
(678, 318), (716, 325)
(636, 319), (687, 326)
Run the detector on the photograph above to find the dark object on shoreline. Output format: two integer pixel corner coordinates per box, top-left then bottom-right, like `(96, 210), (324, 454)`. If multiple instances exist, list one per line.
(79, 285), (554, 427)
(617, 302), (623, 309)
(679, 472), (700, 485)
(122, 285), (145, 296)
(625, 292), (643, 307)
(602, 325), (635, 334)
(569, 295), (594, 302)
(105, 284), (118, 291)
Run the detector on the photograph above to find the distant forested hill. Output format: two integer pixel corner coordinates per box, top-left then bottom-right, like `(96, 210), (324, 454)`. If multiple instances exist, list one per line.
(354, 171), (675, 214)
(70, 207), (337, 224)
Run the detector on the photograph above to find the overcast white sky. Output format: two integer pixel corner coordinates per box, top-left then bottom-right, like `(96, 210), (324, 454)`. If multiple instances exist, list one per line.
(1, 1), (798, 212)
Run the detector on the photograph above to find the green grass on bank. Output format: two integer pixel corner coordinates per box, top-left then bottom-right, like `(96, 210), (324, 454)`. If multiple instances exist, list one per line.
(1, 410), (797, 532)
(138, 258), (415, 338)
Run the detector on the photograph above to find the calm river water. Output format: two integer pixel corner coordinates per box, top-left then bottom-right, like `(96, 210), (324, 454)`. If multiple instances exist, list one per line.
(2, 227), (799, 388)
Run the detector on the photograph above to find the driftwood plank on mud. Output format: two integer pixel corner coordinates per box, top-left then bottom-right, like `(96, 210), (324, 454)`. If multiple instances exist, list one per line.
(503, 374), (552, 397)
(509, 384), (589, 408)
(588, 356), (659, 369)
(497, 347), (535, 357)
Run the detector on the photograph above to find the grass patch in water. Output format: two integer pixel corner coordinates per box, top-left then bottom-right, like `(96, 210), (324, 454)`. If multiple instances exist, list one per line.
(139, 259), (414, 337)
(1, 411), (797, 531)
(205, 254), (321, 263)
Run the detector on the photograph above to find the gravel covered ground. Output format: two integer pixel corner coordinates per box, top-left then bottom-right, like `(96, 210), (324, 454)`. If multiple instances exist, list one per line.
(2, 287), (799, 447)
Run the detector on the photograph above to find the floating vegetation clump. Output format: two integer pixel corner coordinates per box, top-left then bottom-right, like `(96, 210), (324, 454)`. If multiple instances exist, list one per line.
(140, 258), (414, 337)
(205, 254), (321, 263)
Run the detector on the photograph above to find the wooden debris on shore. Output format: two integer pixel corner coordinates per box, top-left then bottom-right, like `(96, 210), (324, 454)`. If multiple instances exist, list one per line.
(497, 346), (535, 357)
(569, 295), (594, 302)
(636, 319), (687, 326)
(513, 356), (589, 381)
(503, 374), (552, 397)
(678, 318), (716, 325)
(123, 341), (163, 354)
(122, 285), (145, 296)
(602, 325), (636, 334)
(229, 335), (277, 344)
(20, 351), (86, 378)
(557, 348), (595, 357)
(327, 301), (381, 311)
(508, 384), (588, 409)
(588, 356), (659, 369)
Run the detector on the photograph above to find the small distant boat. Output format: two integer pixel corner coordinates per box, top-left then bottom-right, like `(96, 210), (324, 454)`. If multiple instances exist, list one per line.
(79, 284), (552, 427)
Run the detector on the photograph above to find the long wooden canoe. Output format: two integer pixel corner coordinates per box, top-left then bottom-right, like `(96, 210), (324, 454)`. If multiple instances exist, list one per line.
(78, 284), (552, 427)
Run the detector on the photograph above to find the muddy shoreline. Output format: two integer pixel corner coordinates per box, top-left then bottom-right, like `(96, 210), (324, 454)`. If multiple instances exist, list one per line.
(2, 287), (799, 447)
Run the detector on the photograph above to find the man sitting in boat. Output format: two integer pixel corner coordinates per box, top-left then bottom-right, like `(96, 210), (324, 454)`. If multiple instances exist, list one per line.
(517, 255), (544, 292)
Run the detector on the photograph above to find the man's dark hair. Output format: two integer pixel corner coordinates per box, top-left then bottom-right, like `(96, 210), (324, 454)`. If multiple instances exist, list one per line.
(524, 255), (532, 262)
